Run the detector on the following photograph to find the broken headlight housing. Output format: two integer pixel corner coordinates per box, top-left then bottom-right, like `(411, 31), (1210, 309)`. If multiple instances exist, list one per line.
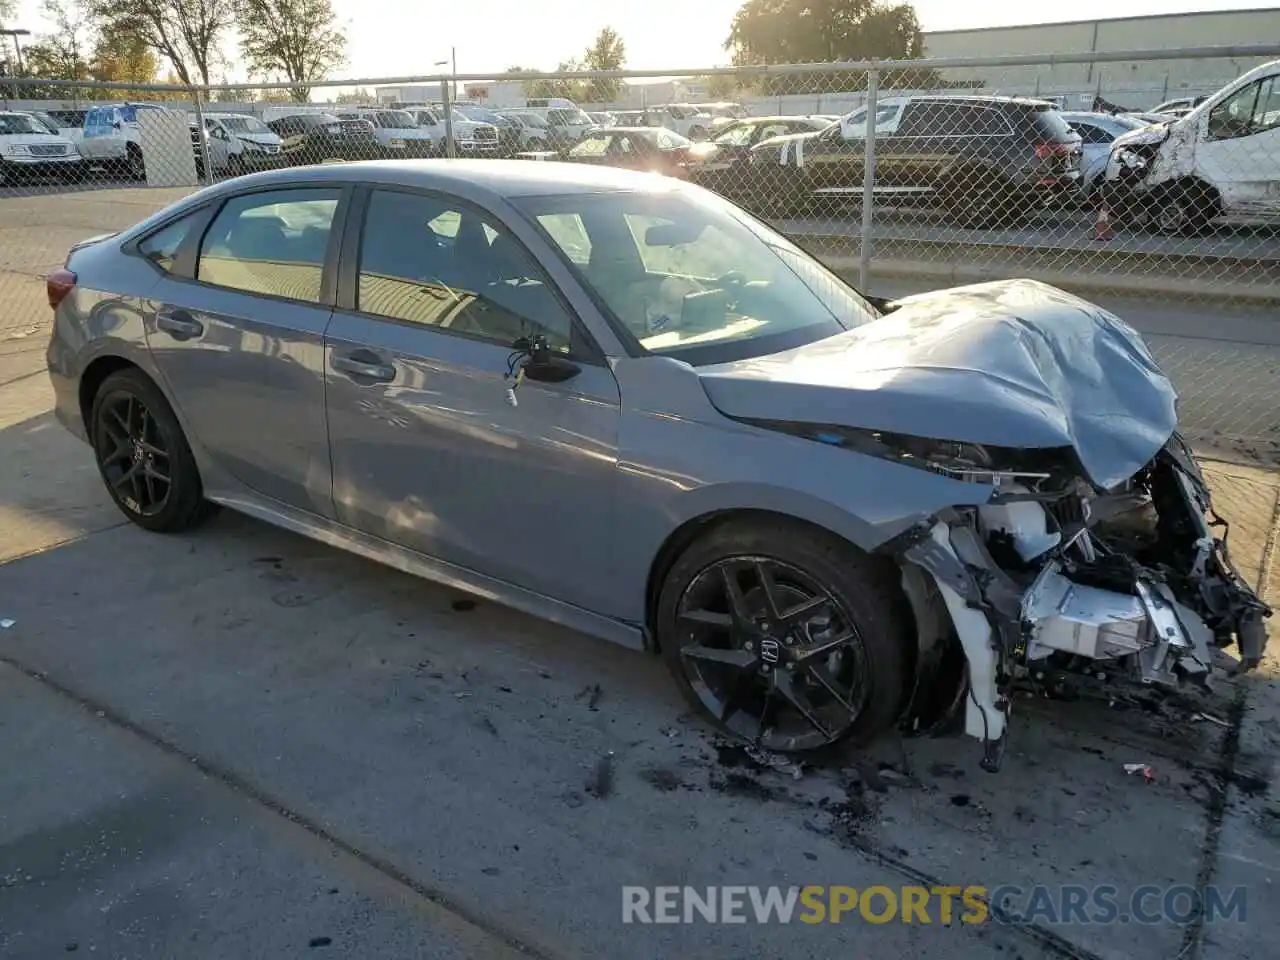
(743, 421), (1071, 488)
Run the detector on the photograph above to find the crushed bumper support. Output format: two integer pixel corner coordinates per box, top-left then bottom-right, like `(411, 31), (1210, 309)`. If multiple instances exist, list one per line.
(895, 435), (1271, 772)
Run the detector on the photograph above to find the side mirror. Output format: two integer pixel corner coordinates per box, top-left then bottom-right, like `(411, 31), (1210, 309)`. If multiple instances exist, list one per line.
(112, 120), (122, 130)
(514, 335), (580, 383)
(839, 119), (864, 140)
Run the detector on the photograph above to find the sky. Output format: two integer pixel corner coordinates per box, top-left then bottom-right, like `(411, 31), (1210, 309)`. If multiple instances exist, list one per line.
(8, 0), (1279, 83)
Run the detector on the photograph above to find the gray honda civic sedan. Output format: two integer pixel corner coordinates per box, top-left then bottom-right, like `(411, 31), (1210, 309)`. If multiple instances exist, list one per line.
(45, 160), (1269, 769)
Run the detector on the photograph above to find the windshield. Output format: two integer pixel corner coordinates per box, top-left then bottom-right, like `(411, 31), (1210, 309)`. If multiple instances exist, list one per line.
(220, 116), (271, 134)
(519, 113), (549, 128)
(516, 188), (876, 364)
(376, 110), (417, 129)
(30, 112), (60, 134)
(0, 114), (43, 135)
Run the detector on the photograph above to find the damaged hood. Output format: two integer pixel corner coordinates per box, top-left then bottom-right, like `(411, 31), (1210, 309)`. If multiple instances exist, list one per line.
(699, 279), (1178, 490)
(1110, 122), (1173, 151)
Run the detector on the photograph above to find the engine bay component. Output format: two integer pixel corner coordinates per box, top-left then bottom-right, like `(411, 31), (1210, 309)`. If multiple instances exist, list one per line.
(899, 432), (1270, 772)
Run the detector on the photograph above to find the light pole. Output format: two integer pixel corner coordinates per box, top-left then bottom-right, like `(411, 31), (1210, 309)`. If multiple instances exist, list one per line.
(0, 29), (31, 77)
(435, 51), (457, 158)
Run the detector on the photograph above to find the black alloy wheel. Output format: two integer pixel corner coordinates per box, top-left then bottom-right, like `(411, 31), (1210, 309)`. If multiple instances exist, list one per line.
(659, 519), (912, 754)
(90, 369), (215, 532)
(96, 392), (172, 518)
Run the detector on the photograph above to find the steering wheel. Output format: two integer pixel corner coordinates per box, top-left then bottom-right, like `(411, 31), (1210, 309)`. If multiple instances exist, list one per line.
(716, 270), (747, 308)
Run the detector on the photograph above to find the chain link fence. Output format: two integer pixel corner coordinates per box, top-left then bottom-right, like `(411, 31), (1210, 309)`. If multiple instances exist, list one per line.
(0, 46), (1278, 458)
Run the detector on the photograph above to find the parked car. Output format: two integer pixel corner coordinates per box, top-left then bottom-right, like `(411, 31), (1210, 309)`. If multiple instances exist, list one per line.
(1103, 59), (1280, 233)
(683, 115), (834, 201)
(0, 111), (83, 184)
(78, 103), (174, 178)
(44, 160), (1269, 765)
(333, 108), (436, 157)
(642, 104), (714, 140)
(558, 127), (693, 176)
(452, 104), (523, 155)
(265, 113), (380, 164)
(188, 113), (283, 176)
(493, 111), (553, 150)
(43, 108), (88, 143)
(747, 95), (1083, 225)
(1060, 112), (1150, 199)
(692, 101), (750, 132)
(399, 106), (501, 156)
(587, 111), (617, 128)
(1152, 95), (1209, 116)
(532, 105), (597, 148)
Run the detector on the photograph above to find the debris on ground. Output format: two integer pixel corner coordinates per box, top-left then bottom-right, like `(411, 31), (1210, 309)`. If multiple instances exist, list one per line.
(450, 598), (477, 613)
(1123, 762), (1157, 783)
(659, 726), (680, 739)
(1192, 712), (1231, 727)
(0, 618), (14, 629)
(585, 751), (615, 799)
(745, 744), (804, 780)
(574, 683), (603, 711)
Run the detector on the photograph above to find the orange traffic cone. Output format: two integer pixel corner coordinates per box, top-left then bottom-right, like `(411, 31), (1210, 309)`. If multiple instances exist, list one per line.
(1094, 201), (1114, 242)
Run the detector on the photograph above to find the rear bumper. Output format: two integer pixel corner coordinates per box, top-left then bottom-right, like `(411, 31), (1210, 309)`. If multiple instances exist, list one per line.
(45, 337), (88, 444)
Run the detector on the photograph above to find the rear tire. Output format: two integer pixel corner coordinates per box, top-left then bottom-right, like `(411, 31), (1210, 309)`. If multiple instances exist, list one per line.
(90, 369), (216, 533)
(656, 517), (912, 754)
(940, 171), (1021, 228)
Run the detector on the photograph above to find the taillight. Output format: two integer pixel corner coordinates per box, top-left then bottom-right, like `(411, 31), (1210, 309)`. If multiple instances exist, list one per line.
(46, 268), (76, 310)
(1035, 141), (1072, 159)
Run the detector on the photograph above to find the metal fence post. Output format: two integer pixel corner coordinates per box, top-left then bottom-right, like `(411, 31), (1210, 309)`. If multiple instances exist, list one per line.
(192, 88), (214, 186)
(441, 79), (456, 158)
(858, 68), (879, 292)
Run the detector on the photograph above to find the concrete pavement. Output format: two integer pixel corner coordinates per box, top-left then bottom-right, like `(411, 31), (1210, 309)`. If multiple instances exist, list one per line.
(2, 322), (1279, 958)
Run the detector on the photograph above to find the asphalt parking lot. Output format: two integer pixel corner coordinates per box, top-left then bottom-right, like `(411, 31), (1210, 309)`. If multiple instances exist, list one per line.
(1, 184), (1279, 959)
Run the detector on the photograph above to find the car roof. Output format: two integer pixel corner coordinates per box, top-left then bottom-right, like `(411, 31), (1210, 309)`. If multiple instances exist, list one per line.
(191, 158), (691, 199)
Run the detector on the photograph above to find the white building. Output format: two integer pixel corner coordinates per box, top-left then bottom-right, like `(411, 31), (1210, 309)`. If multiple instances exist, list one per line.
(922, 8), (1280, 108)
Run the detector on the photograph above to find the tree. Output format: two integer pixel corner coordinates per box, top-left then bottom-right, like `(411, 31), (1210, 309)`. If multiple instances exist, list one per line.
(90, 25), (160, 87)
(581, 26), (625, 103)
(724, 0), (933, 92)
(22, 0), (94, 81)
(237, 0), (346, 103)
(89, 0), (234, 87)
(332, 86), (373, 104)
(519, 59), (586, 102)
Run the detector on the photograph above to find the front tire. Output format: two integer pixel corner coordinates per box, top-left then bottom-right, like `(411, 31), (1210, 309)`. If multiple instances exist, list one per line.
(1150, 183), (1217, 236)
(126, 144), (145, 180)
(656, 517), (912, 754)
(90, 369), (215, 533)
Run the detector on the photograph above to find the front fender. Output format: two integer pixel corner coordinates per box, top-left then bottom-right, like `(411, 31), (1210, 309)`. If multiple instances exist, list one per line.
(607, 355), (998, 623)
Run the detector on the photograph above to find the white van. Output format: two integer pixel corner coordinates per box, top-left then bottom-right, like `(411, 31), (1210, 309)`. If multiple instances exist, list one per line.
(189, 113), (283, 175)
(398, 106), (501, 155)
(1103, 59), (1280, 232)
(0, 111), (82, 183)
(641, 104), (714, 141)
(333, 108), (437, 157)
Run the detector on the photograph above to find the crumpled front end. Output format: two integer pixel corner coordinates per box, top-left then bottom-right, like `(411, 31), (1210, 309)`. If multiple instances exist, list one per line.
(897, 432), (1270, 772)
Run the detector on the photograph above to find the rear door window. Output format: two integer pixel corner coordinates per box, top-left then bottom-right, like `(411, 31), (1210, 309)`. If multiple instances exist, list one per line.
(197, 188), (342, 303)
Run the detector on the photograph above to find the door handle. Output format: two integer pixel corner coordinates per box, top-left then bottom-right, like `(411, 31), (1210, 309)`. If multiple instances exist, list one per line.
(331, 351), (396, 383)
(156, 309), (204, 341)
